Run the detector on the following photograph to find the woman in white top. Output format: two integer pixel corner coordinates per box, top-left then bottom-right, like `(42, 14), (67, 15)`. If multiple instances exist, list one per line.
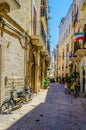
(64, 82), (68, 94)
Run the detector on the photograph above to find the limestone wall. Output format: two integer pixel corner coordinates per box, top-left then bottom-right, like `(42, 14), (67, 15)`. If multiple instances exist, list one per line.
(0, 0), (34, 103)
(1, 33), (25, 102)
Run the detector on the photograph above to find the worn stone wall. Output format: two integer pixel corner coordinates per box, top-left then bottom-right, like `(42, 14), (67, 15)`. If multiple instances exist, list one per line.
(1, 33), (25, 101)
(9, 0), (31, 31)
(0, 0), (32, 102)
(8, 0), (32, 35)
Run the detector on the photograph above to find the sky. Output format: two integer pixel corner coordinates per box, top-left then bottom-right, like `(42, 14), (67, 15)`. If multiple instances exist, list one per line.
(49, 0), (73, 48)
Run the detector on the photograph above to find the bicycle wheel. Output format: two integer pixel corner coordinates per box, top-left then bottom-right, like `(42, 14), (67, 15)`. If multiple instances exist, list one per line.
(1, 102), (12, 114)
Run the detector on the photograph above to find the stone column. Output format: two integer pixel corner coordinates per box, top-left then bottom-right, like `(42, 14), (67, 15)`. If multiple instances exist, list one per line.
(41, 58), (45, 89)
(34, 65), (39, 93)
(38, 66), (42, 91)
(41, 67), (45, 89)
(27, 61), (33, 86)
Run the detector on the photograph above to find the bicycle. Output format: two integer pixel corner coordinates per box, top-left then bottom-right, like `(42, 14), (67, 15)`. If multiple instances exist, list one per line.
(28, 86), (33, 100)
(1, 82), (22, 114)
(17, 86), (33, 103)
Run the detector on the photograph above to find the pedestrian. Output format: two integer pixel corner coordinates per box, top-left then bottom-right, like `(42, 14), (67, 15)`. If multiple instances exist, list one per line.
(70, 82), (75, 96)
(67, 82), (71, 95)
(58, 78), (60, 84)
(74, 81), (80, 97)
(64, 82), (68, 94)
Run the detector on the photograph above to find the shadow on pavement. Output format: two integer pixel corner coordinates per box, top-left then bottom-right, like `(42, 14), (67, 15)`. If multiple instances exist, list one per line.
(6, 83), (86, 130)
(7, 83), (61, 130)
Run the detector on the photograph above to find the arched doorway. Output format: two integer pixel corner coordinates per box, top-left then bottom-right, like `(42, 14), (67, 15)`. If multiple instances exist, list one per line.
(31, 55), (35, 92)
(28, 45), (39, 93)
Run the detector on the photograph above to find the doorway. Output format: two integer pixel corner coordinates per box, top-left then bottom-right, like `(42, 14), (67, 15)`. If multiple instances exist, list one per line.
(83, 69), (85, 92)
(31, 54), (35, 93)
(0, 45), (2, 104)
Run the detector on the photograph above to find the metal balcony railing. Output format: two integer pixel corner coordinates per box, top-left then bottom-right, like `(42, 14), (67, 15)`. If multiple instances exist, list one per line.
(31, 21), (47, 44)
(47, 42), (50, 54)
(74, 41), (86, 53)
(72, 13), (78, 26)
(41, 7), (47, 20)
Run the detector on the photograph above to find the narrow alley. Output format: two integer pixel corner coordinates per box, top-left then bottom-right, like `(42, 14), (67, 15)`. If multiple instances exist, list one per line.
(0, 83), (86, 130)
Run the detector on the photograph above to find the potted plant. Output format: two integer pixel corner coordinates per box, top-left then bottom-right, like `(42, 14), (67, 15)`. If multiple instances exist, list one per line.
(44, 77), (49, 89)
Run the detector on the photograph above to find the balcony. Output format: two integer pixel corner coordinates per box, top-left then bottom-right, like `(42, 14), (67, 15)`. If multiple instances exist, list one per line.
(41, 7), (47, 18)
(81, 0), (86, 11)
(47, 42), (50, 54)
(68, 51), (78, 62)
(31, 21), (47, 47)
(73, 41), (86, 60)
(72, 13), (78, 27)
(69, 56), (78, 62)
(0, 3), (10, 14)
(40, 4), (45, 9)
(43, 43), (50, 60)
(41, 7), (48, 27)
(0, 0), (20, 12)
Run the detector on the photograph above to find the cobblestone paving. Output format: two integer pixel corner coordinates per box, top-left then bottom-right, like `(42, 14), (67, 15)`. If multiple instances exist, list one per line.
(0, 83), (86, 130)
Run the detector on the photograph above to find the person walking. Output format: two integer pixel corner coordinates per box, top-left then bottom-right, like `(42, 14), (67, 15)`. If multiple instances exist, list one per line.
(70, 82), (75, 96)
(64, 82), (68, 94)
(74, 81), (80, 97)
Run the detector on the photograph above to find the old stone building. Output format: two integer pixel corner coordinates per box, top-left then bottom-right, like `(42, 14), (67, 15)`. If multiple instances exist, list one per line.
(57, 0), (86, 92)
(57, 3), (73, 82)
(0, 0), (50, 104)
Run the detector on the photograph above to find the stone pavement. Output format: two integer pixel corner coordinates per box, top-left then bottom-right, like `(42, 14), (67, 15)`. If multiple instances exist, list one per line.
(0, 83), (86, 130)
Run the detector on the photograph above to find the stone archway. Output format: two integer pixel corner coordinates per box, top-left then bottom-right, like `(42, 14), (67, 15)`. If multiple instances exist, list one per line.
(27, 45), (39, 93)
(72, 62), (79, 81)
(31, 53), (35, 92)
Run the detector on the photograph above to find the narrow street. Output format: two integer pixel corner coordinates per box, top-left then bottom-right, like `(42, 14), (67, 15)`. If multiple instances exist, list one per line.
(0, 83), (86, 130)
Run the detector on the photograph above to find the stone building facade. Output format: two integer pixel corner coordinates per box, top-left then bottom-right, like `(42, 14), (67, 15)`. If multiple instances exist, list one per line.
(57, 3), (73, 81)
(57, 0), (86, 92)
(0, 0), (50, 104)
